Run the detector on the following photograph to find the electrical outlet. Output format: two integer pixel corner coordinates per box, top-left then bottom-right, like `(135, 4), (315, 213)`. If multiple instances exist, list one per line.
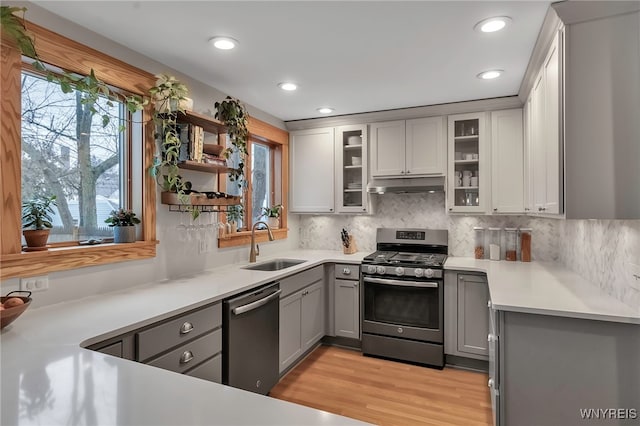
(627, 262), (640, 290)
(20, 275), (49, 292)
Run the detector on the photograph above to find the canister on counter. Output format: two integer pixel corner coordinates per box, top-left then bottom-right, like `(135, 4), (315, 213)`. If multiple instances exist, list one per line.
(488, 227), (501, 261)
(505, 228), (517, 261)
(520, 228), (532, 262)
(473, 227), (485, 259)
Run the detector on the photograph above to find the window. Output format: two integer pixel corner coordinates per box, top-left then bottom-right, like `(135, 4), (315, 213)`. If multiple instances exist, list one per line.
(218, 120), (289, 248)
(21, 71), (131, 243)
(0, 21), (157, 279)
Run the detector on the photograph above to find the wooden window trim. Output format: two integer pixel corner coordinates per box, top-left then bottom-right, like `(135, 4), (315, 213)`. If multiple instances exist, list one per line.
(0, 21), (157, 279)
(218, 117), (289, 248)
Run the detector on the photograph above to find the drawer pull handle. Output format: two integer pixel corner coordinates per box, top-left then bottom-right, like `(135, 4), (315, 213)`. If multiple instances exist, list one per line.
(342, 268), (351, 275)
(180, 350), (194, 364)
(180, 322), (194, 334)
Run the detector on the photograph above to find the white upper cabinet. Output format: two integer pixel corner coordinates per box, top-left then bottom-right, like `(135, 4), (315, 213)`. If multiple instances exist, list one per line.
(491, 109), (524, 214)
(335, 124), (370, 214)
(370, 120), (406, 177)
(526, 31), (563, 216)
(289, 127), (335, 213)
(370, 117), (445, 178)
(447, 112), (489, 213)
(405, 117), (446, 176)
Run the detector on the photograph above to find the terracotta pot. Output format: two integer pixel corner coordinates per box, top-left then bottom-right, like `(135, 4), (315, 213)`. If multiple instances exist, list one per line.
(113, 226), (136, 243)
(22, 229), (50, 250)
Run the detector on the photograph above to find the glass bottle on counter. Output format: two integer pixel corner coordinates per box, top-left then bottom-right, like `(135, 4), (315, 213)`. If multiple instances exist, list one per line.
(473, 227), (485, 259)
(520, 228), (532, 262)
(488, 227), (501, 261)
(505, 228), (517, 261)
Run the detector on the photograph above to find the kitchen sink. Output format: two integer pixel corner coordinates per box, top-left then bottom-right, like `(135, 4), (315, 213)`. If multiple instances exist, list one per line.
(243, 258), (306, 271)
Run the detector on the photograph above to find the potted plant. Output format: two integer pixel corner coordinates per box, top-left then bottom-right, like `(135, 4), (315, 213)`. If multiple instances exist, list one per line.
(261, 204), (282, 229)
(226, 205), (243, 234)
(105, 208), (141, 243)
(214, 96), (249, 187)
(21, 195), (57, 251)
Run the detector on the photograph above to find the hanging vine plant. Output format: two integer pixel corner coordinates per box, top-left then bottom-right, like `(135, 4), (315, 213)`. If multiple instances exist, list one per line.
(1, 6), (147, 124)
(214, 96), (249, 187)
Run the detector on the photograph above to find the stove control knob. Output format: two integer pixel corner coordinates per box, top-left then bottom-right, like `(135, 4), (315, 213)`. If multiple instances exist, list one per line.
(394, 267), (404, 276)
(367, 265), (377, 274)
(414, 268), (424, 277)
(376, 266), (386, 274)
(424, 268), (434, 278)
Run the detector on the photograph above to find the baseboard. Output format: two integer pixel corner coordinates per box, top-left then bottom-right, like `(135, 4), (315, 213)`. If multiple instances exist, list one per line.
(445, 354), (489, 372)
(321, 335), (362, 350)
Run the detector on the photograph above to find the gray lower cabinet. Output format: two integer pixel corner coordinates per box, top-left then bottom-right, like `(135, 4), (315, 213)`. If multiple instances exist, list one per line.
(279, 276), (325, 374)
(334, 264), (360, 339)
(491, 302), (640, 426)
(444, 271), (489, 361)
(87, 302), (223, 384)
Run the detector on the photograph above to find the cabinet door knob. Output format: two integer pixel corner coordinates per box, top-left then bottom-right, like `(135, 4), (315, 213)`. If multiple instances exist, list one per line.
(493, 208), (498, 212)
(342, 268), (351, 275)
(538, 207), (543, 211)
(180, 322), (194, 335)
(180, 350), (194, 364)
(448, 208), (453, 211)
(400, 170), (405, 174)
(406, 170), (411, 174)
(487, 300), (492, 308)
(488, 378), (494, 389)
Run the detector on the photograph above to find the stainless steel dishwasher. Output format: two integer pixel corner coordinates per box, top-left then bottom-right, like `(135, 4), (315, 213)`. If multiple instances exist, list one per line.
(222, 281), (280, 395)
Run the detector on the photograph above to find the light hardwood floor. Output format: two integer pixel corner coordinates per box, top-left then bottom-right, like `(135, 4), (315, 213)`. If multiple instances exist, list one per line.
(270, 345), (492, 426)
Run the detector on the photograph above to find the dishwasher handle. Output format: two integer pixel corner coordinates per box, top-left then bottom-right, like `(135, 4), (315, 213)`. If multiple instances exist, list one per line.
(232, 289), (281, 315)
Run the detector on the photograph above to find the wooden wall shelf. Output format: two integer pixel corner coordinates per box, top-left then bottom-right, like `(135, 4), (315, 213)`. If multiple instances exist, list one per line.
(160, 110), (227, 135)
(177, 160), (232, 174)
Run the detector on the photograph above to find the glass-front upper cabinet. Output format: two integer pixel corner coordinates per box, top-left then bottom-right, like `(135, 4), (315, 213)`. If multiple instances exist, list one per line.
(335, 124), (370, 213)
(447, 112), (489, 213)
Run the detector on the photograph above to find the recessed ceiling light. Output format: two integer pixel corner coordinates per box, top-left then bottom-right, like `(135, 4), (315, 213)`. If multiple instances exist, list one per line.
(477, 70), (503, 80)
(317, 107), (334, 114)
(209, 36), (238, 50)
(278, 82), (298, 91)
(474, 16), (512, 33)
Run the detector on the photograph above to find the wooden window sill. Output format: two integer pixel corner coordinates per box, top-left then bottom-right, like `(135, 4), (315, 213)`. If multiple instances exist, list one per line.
(0, 240), (158, 279)
(218, 228), (288, 248)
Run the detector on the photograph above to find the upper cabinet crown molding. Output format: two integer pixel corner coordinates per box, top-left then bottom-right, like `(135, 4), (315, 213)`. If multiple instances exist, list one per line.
(552, 0), (640, 25)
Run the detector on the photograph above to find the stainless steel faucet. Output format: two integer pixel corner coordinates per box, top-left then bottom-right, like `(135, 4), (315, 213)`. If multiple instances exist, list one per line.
(249, 221), (275, 263)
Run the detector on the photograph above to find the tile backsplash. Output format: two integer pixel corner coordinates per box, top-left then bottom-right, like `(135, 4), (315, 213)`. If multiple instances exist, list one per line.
(297, 192), (639, 310)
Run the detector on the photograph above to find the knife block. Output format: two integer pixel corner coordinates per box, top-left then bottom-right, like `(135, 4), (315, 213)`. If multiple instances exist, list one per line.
(343, 236), (357, 254)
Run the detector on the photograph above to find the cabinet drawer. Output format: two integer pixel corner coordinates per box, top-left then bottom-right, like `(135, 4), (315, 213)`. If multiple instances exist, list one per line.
(137, 303), (221, 362)
(280, 266), (323, 298)
(185, 353), (222, 383)
(335, 264), (359, 280)
(147, 329), (221, 374)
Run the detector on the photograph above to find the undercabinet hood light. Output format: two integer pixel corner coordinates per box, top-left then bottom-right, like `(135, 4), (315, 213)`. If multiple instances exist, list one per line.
(317, 107), (334, 114)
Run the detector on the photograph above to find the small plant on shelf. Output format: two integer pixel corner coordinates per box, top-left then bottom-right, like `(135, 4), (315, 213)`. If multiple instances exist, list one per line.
(21, 195), (57, 250)
(261, 204), (282, 218)
(226, 205), (244, 232)
(105, 208), (141, 243)
(104, 208), (141, 227)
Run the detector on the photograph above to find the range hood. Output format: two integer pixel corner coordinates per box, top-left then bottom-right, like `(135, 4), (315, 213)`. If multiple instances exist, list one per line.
(367, 176), (445, 194)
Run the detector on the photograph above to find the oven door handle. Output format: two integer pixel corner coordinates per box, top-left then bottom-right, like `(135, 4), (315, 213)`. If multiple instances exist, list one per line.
(363, 277), (439, 288)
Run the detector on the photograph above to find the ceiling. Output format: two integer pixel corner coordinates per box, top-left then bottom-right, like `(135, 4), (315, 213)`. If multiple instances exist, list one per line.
(34, 1), (551, 122)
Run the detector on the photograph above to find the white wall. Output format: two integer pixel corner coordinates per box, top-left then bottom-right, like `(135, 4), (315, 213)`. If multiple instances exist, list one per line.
(0, 2), (300, 307)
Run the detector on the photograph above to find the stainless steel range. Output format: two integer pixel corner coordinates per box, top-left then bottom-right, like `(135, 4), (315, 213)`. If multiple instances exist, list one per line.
(361, 228), (447, 368)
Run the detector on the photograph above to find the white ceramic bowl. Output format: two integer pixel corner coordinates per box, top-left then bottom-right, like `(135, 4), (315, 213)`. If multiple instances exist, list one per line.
(347, 136), (361, 145)
(351, 156), (362, 166)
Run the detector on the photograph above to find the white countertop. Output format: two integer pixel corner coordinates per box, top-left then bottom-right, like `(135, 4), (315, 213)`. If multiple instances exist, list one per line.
(445, 257), (640, 324)
(1, 250), (367, 426)
(3, 250), (639, 426)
